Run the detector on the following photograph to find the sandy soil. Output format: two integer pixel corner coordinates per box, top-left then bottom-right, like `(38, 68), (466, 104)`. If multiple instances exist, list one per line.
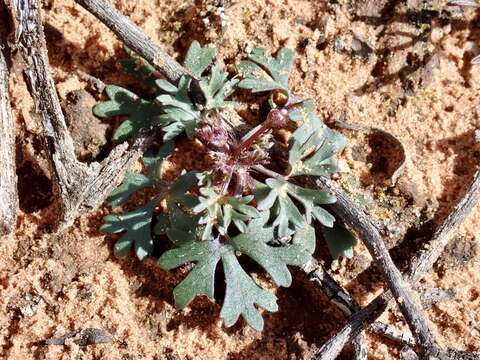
(1, 0), (480, 359)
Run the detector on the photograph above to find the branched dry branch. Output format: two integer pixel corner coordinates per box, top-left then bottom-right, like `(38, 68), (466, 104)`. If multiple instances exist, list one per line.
(0, 30), (17, 235)
(6, 0), (149, 228)
(303, 258), (415, 358)
(73, 0), (196, 84)
(315, 176), (440, 357)
(302, 259), (368, 360)
(314, 170), (480, 359)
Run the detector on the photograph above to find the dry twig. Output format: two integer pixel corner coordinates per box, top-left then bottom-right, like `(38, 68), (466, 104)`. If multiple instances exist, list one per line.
(73, 0), (206, 104)
(0, 30), (17, 235)
(6, 0), (149, 228)
(316, 176), (440, 358)
(314, 170), (480, 359)
(302, 259), (368, 360)
(73, 0), (196, 84)
(303, 258), (415, 357)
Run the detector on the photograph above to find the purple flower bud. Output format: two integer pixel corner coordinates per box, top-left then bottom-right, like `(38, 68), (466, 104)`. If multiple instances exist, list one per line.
(268, 109), (288, 129)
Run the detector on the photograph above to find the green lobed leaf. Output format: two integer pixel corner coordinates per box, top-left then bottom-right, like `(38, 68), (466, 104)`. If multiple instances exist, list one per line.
(153, 214), (170, 235)
(288, 127), (346, 177)
(162, 202), (199, 247)
(155, 76), (199, 140)
(93, 85), (162, 142)
(169, 172), (199, 203)
(184, 40), (216, 77)
(254, 178), (336, 237)
(288, 100), (324, 142)
(220, 250), (278, 331)
(156, 172), (200, 246)
(107, 141), (174, 207)
(230, 220), (312, 287)
(107, 172), (154, 208)
(287, 100), (346, 177)
(159, 239), (222, 308)
(159, 209), (312, 331)
(202, 65), (239, 110)
(322, 222), (357, 259)
(193, 187), (260, 239)
(120, 48), (159, 89)
(142, 140), (175, 174)
(100, 199), (159, 260)
(292, 223), (316, 254)
(237, 47), (294, 93)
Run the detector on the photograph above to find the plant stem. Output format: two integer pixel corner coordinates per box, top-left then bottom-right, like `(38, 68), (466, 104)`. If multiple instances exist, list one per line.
(234, 108), (288, 157)
(220, 169), (233, 195)
(234, 123), (270, 157)
(252, 164), (285, 179)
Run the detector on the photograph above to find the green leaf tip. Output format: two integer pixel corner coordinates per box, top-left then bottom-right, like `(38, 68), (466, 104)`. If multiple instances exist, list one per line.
(238, 47), (294, 93)
(322, 223), (357, 259)
(93, 85), (162, 142)
(254, 178), (336, 238)
(101, 199), (159, 260)
(184, 40), (216, 77)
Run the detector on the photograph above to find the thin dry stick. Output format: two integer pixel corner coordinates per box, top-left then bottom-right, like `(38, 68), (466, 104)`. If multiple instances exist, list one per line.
(73, 0), (196, 83)
(314, 170), (480, 359)
(316, 176), (440, 358)
(73, 0), (207, 105)
(401, 349), (480, 360)
(302, 259), (368, 360)
(8, 0), (148, 228)
(303, 259), (415, 356)
(370, 321), (415, 348)
(0, 32), (17, 235)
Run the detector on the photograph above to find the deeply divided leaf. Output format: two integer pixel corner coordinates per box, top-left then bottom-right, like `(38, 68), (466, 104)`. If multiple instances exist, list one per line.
(107, 141), (173, 207)
(287, 100), (346, 177)
(107, 172), (154, 208)
(238, 47), (294, 93)
(155, 77), (200, 140)
(158, 216), (293, 331)
(159, 239), (221, 309)
(254, 178), (336, 237)
(220, 250), (278, 331)
(202, 65), (239, 110)
(193, 187), (260, 239)
(184, 40), (216, 77)
(101, 199), (159, 260)
(230, 217), (313, 287)
(93, 85), (162, 142)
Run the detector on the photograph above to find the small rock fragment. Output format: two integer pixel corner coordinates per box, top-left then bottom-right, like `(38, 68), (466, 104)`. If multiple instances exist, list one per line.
(8, 294), (46, 317)
(74, 328), (113, 346)
(420, 287), (456, 309)
(474, 129), (480, 143)
(45, 330), (80, 345)
(45, 328), (113, 346)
